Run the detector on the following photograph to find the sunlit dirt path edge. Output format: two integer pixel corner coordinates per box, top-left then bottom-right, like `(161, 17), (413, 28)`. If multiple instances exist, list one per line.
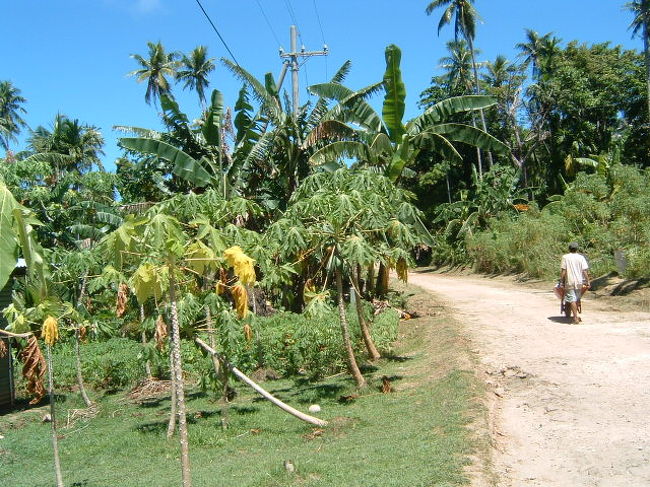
(409, 271), (650, 487)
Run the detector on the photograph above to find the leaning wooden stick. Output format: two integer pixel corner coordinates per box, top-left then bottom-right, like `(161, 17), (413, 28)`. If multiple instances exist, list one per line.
(194, 337), (327, 427)
(0, 329), (33, 338)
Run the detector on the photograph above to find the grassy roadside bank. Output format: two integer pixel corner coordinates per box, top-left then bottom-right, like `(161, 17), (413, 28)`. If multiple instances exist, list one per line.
(0, 285), (489, 487)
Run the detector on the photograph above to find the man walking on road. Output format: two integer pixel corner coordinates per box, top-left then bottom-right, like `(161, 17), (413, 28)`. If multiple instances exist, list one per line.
(560, 242), (591, 324)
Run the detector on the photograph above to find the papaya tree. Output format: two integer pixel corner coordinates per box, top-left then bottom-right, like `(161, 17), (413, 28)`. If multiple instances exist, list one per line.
(266, 169), (430, 387)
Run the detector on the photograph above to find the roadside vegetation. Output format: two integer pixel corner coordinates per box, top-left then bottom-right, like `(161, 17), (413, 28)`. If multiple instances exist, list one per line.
(1, 288), (486, 487)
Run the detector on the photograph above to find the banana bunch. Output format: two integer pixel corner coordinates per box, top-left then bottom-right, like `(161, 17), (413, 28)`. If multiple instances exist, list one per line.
(42, 316), (59, 346)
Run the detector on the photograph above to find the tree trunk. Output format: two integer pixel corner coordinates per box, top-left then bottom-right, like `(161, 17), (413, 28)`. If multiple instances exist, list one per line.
(140, 305), (152, 379)
(352, 266), (380, 360)
(75, 276), (92, 407)
(375, 262), (389, 297)
(46, 345), (64, 487)
(167, 368), (177, 439)
(168, 270), (192, 487)
(205, 307), (230, 429)
(335, 269), (366, 388)
(645, 23), (650, 121)
(468, 35), (494, 171)
(366, 263), (376, 294)
(195, 338), (327, 426)
(74, 328), (92, 407)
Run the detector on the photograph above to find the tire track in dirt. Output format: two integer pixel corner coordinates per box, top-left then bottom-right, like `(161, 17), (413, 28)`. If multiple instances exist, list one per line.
(409, 272), (650, 487)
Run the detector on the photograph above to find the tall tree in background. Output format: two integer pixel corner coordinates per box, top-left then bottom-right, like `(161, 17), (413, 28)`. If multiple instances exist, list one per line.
(425, 0), (494, 175)
(516, 29), (549, 81)
(627, 0), (650, 119)
(176, 46), (216, 108)
(129, 41), (179, 106)
(0, 80), (28, 151)
(28, 114), (105, 175)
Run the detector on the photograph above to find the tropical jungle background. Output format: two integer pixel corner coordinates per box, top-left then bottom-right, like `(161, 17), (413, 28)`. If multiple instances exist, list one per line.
(1, 1), (649, 486)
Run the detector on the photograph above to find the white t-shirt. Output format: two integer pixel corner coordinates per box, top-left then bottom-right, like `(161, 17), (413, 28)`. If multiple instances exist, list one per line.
(561, 252), (589, 289)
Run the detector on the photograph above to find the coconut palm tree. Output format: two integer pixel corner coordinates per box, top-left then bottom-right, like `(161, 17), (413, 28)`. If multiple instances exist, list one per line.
(425, 0), (494, 173)
(439, 40), (476, 95)
(176, 46), (216, 108)
(516, 29), (551, 81)
(626, 0), (650, 118)
(0, 80), (28, 151)
(128, 41), (179, 106)
(27, 114), (105, 175)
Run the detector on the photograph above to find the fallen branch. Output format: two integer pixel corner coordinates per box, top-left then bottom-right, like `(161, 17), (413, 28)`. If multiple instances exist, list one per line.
(194, 338), (327, 427)
(0, 329), (33, 339)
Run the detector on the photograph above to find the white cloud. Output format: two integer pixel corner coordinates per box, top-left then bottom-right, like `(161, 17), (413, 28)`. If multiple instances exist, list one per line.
(134, 0), (162, 14)
(101, 0), (163, 15)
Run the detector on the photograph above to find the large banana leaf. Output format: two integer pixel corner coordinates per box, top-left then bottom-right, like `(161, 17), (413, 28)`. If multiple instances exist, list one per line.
(308, 141), (370, 167)
(410, 95), (497, 133)
(120, 137), (212, 187)
(202, 89), (223, 147)
(382, 44), (406, 143)
(385, 138), (414, 182)
(160, 94), (190, 128)
(310, 82), (384, 132)
(222, 59), (284, 124)
(0, 182), (19, 289)
(412, 131), (463, 162)
(12, 208), (49, 300)
(424, 123), (510, 155)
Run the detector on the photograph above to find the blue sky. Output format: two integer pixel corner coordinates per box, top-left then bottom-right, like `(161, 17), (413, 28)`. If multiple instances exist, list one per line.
(4, 0), (642, 172)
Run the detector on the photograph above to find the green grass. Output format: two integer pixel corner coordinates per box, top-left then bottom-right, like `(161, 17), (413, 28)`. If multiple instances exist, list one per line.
(0, 288), (486, 487)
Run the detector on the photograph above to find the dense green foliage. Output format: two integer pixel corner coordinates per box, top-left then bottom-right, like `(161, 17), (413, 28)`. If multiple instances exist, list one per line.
(465, 165), (650, 279)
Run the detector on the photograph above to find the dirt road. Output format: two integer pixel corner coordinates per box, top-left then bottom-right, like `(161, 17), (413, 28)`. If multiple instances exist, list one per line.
(409, 272), (650, 487)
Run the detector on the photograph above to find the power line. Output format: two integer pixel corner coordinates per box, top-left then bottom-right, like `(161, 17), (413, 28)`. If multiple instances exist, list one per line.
(283, 0), (305, 46)
(283, 0), (299, 27)
(312, 0), (328, 79)
(312, 0), (326, 45)
(193, 0), (240, 66)
(254, 0), (282, 47)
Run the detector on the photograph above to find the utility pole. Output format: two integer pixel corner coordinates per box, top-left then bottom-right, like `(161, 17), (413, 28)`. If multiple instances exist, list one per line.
(279, 25), (328, 118)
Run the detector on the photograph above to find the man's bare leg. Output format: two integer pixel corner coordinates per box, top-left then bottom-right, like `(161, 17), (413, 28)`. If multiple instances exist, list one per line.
(570, 301), (580, 324)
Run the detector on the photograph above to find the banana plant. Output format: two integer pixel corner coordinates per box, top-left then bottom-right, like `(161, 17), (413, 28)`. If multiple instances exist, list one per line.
(222, 59), (359, 207)
(308, 44), (510, 184)
(118, 90), (231, 196)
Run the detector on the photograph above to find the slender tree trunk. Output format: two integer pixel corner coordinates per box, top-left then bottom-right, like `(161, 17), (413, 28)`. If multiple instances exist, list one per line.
(168, 270), (192, 487)
(205, 307), (230, 429)
(375, 263), (389, 297)
(167, 369), (177, 439)
(468, 36), (494, 171)
(75, 276), (92, 407)
(366, 263), (376, 295)
(46, 345), (64, 487)
(335, 269), (366, 388)
(352, 266), (380, 360)
(140, 305), (152, 379)
(645, 24), (650, 121)
(205, 308), (221, 378)
(74, 328), (92, 407)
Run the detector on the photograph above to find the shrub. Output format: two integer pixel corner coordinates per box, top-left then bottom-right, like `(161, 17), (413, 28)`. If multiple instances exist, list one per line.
(48, 338), (146, 390)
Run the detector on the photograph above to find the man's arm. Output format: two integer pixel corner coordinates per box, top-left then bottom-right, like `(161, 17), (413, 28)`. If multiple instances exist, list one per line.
(560, 268), (567, 286)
